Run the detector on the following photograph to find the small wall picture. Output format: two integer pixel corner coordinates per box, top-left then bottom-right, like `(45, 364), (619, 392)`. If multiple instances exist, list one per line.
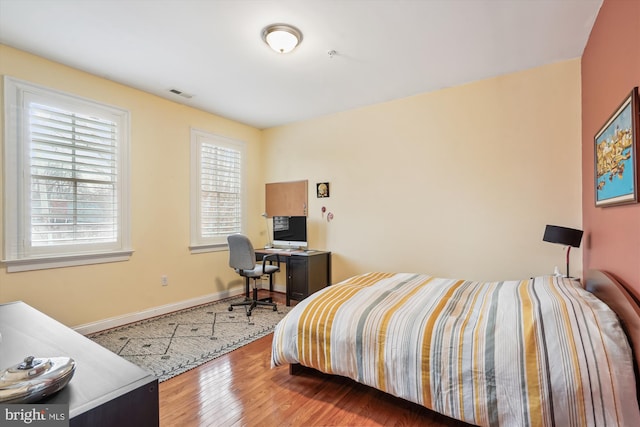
(316, 182), (330, 198)
(594, 86), (639, 207)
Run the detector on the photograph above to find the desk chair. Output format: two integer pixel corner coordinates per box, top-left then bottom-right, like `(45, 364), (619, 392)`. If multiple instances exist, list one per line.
(227, 234), (280, 316)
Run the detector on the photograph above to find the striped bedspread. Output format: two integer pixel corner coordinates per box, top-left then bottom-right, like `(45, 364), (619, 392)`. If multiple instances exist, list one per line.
(271, 272), (640, 426)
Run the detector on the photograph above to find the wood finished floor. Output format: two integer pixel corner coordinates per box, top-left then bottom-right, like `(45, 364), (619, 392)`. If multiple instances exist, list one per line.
(159, 291), (475, 427)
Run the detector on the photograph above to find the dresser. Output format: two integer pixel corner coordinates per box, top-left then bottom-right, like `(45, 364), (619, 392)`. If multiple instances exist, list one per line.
(0, 301), (159, 427)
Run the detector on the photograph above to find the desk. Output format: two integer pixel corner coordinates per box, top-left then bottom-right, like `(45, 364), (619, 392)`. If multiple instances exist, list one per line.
(0, 301), (159, 427)
(255, 249), (331, 306)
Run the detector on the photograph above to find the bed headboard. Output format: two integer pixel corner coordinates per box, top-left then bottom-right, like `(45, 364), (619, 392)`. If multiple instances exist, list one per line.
(584, 269), (640, 400)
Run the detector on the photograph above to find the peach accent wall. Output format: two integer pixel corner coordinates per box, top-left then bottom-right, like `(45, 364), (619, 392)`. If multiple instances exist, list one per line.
(263, 60), (583, 283)
(581, 0), (640, 292)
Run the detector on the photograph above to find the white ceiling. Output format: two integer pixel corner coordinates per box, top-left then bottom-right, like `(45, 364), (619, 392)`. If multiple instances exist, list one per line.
(0, 0), (602, 129)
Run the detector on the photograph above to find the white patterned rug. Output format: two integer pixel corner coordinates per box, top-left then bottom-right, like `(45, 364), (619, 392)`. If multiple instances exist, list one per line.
(88, 296), (291, 382)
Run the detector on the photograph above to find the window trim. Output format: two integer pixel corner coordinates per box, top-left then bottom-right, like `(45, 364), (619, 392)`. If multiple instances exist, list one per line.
(189, 128), (247, 253)
(2, 76), (132, 272)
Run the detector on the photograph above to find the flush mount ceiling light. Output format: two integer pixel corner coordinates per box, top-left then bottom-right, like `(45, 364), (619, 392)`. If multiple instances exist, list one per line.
(261, 24), (303, 54)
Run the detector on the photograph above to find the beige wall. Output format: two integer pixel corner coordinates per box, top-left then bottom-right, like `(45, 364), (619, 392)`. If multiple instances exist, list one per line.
(0, 45), (583, 327)
(0, 46), (264, 326)
(263, 59), (583, 283)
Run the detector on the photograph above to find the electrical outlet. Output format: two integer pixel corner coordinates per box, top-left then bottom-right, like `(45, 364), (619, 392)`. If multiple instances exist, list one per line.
(161, 275), (168, 286)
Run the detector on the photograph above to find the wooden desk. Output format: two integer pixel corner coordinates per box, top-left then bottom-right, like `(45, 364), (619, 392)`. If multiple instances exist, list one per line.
(0, 301), (159, 427)
(255, 249), (331, 306)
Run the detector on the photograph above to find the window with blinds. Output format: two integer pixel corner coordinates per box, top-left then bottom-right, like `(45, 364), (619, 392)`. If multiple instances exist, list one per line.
(190, 129), (246, 250)
(30, 102), (118, 247)
(3, 77), (131, 271)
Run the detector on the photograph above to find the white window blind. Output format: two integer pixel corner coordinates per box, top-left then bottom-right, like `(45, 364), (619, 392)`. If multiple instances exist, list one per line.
(29, 102), (119, 247)
(200, 143), (242, 236)
(3, 77), (131, 271)
(190, 129), (246, 250)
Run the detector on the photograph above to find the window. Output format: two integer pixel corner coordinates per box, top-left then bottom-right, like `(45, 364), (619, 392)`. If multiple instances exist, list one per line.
(190, 129), (246, 252)
(3, 77), (131, 272)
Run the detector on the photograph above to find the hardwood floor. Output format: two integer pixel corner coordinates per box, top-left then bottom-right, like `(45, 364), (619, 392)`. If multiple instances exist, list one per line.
(159, 292), (474, 427)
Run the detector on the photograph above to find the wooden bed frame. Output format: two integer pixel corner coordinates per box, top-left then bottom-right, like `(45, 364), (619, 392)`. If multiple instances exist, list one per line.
(584, 269), (640, 401)
(291, 269), (640, 402)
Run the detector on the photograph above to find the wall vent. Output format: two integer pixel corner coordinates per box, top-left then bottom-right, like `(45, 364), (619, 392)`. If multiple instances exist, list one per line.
(169, 88), (193, 99)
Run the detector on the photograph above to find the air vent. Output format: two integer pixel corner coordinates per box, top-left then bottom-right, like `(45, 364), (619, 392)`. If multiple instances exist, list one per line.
(169, 88), (193, 99)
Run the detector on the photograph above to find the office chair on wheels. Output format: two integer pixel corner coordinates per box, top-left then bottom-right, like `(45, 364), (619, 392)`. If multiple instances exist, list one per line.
(227, 234), (280, 316)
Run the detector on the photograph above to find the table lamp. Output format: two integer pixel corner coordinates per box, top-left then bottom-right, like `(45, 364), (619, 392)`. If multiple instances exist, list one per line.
(543, 225), (583, 278)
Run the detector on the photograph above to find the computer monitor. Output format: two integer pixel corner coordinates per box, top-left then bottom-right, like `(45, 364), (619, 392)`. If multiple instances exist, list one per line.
(272, 216), (307, 249)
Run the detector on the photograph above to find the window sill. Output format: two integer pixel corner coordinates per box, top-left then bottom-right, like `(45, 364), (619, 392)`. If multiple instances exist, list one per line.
(189, 244), (228, 254)
(2, 250), (134, 273)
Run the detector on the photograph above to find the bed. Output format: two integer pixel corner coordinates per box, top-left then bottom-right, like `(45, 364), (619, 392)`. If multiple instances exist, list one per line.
(271, 270), (640, 426)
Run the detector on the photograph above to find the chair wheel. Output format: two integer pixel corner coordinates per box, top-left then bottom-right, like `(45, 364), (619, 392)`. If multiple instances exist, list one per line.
(273, 306), (277, 311)
(228, 306), (233, 311)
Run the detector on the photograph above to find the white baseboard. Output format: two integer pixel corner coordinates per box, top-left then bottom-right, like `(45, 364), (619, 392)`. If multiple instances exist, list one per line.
(74, 287), (246, 335)
(271, 283), (286, 293)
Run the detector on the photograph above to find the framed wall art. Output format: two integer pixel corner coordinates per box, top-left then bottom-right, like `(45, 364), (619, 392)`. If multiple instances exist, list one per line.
(594, 86), (639, 207)
(316, 182), (329, 198)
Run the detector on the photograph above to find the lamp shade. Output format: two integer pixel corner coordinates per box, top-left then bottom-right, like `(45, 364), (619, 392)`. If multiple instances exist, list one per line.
(542, 225), (583, 248)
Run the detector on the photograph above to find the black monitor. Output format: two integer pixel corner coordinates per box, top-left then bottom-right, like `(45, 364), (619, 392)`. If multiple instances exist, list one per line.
(272, 216), (307, 249)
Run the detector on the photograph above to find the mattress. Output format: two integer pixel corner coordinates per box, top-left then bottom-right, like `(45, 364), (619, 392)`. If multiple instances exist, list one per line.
(272, 272), (640, 426)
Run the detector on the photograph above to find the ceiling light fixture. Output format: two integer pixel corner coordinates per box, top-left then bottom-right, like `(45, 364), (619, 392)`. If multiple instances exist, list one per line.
(262, 24), (303, 54)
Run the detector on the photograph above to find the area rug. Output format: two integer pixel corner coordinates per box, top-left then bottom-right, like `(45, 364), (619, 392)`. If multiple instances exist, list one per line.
(88, 296), (291, 382)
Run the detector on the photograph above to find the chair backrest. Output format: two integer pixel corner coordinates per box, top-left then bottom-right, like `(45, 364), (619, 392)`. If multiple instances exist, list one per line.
(227, 234), (256, 271)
